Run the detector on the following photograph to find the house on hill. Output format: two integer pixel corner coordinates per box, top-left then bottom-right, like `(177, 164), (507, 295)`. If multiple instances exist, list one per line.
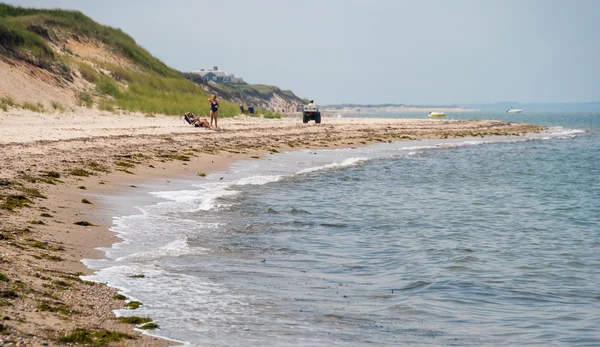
(191, 66), (245, 84)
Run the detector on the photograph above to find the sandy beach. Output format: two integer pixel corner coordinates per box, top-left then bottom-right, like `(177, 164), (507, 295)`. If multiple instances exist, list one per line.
(0, 109), (545, 346)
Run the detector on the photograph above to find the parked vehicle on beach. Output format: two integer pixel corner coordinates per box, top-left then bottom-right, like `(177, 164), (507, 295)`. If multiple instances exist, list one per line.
(302, 104), (321, 124)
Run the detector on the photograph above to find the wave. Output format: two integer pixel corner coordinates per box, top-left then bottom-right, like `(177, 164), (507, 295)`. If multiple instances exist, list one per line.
(542, 127), (586, 139)
(235, 175), (283, 186)
(116, 237), (207, 262)
(297, 157), (368, 175)
(151, 184), (237, 211)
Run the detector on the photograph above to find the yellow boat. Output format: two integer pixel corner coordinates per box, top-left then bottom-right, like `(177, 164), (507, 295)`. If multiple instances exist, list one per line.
(428, 112), (445, 117)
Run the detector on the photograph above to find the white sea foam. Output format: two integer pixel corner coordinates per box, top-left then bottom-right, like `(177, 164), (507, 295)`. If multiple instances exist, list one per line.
(85, 265), (249, 341)
(146, 176), (283, 213)
(151, 183), (238, 211)
(437, 140), (491, 148)
(149, 189), (205, 203)
(297, 157), (368, 175)
(116, 237), (207, 262)
(234, 175), (283, 186)
(544, 127), (586, 139)
(398, 145), (437, 151)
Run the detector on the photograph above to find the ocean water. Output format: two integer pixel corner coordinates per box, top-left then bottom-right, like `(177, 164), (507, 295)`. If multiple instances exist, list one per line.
(84, 111), (600, 346)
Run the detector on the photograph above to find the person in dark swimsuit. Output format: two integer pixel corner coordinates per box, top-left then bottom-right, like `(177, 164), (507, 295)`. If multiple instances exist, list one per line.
(209, 95), (219, 129)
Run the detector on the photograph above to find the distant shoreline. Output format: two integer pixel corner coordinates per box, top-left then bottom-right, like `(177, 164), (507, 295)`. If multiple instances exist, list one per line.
(322, 105), (478, 114)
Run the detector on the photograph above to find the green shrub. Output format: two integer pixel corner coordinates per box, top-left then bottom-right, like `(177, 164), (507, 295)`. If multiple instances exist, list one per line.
(21, 102), (44, 112)
(78, 62), (98, 83)
(51, 101), (66, 112)
(98, 100), (115, 112)
(263, 112), (282, 119)
(0, 96), (15, 107)
(109, 65), (133, 82)
(96, 76), (120, 97)
(77, 92), (93, 107)
(0, 96), (15, 111)
(0, 20), (54, 65)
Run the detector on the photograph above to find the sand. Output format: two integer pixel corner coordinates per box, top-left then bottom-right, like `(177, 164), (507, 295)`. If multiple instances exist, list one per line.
(0, 108), (546, 346)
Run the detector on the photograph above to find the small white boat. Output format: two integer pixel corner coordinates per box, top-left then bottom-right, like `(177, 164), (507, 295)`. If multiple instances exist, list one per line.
(428, 112), (445, 117)
(506, 107), (523, 113)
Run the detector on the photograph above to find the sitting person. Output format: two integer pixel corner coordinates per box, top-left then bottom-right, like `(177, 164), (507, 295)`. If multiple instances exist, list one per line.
(184, 112), (211, 128)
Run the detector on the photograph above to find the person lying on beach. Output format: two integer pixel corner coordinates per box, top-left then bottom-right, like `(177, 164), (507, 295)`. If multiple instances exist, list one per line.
(184, 112), (211, 128)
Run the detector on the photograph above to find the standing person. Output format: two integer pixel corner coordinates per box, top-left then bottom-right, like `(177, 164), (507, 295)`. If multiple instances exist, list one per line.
(208, 95), (219, 129)
(239, 103), (245, 115)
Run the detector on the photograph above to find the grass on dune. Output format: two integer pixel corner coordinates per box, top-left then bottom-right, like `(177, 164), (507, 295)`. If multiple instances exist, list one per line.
(0, 3), (265, 117)
(88, 62), (239, 116)
(262, 111), (282, 119)
(77, 62), (99, 83)
(0, 3), (178, 77)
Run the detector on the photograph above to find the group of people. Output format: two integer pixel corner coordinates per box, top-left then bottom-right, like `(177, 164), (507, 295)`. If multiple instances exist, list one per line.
(239, 104), (254, 115)
(184, 94), (220, 129)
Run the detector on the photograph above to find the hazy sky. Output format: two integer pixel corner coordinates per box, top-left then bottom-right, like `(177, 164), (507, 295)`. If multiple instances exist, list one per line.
(6, 0), (600, 104)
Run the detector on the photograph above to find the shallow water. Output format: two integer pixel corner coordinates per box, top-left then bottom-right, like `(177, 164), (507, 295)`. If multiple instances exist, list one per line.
(85, 111), (600, 346)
